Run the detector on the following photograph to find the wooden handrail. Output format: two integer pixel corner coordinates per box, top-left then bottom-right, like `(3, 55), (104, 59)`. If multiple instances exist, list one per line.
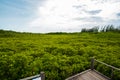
(20, 74), (40, 80)
(20, 72), (45, 80)
(94, 59), (120, 71)
(91, 58), (120, 80)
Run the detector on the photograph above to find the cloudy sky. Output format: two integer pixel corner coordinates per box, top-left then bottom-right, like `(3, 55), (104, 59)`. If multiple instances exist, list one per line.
(0, 0), (120, 33)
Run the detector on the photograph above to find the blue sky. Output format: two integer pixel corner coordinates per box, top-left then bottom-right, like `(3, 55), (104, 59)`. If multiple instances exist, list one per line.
(0, 0), (120, 33)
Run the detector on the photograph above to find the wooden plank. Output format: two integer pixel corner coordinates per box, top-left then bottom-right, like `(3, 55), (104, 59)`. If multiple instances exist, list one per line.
(65, 69), (91, 80)
(66, 69), (110, 80)
(80, 72), (96, 80)
(78, 71), (108, 80)
(88, 70), (109, 80)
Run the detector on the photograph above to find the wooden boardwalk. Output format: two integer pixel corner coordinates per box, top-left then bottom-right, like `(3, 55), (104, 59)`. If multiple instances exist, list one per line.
(65, 69), (110, 80)
(20, 58), (120, 80)
(66, 58), (120, 80)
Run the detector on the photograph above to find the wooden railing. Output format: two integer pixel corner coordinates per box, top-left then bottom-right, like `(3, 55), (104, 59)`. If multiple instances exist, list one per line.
(20, 72), (45, 80)
(91, 58), (120, 80)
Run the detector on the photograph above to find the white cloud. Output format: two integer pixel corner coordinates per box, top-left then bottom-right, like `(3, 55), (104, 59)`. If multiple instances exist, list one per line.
(27, 0), (120, 33)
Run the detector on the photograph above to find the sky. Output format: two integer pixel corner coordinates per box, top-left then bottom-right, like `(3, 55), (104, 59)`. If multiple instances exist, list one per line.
(0, 0), (120, 33)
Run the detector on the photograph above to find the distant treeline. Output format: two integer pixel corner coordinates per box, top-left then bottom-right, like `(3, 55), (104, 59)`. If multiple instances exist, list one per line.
(81, 25), (120, 33)
(46, 25), (120, 34)
(0, 25), (120, 35)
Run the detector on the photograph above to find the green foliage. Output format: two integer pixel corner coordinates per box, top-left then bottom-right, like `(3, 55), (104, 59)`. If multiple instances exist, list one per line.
(0, 29), (120, 80)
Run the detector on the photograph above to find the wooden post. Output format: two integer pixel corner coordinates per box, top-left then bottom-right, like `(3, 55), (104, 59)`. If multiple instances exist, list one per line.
(40, 72), (45, 80)
(111, 68), (114, 80)
(91, 57), (94, 70)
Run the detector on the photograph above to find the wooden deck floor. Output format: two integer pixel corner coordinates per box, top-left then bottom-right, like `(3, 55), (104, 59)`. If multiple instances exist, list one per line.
(65, 69), (110, 80)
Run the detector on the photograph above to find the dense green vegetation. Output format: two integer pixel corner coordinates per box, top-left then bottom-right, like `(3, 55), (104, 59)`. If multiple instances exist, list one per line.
(0, 27), (120, 80)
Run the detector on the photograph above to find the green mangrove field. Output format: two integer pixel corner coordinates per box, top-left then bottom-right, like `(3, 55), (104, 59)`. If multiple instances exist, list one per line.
(0, 28), (120, 80)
